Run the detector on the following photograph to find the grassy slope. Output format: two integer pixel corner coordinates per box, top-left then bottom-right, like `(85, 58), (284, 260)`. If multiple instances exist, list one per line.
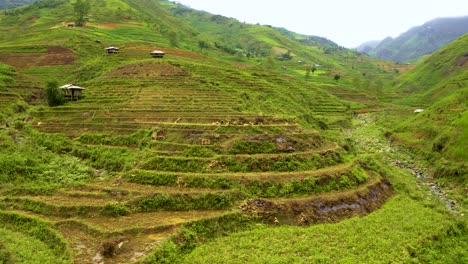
(387, 34), (467, 190)
(153, 127), (467, 263)
(162, 0), (405, 109)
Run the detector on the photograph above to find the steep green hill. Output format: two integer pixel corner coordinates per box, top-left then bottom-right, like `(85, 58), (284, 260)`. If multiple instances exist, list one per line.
(360, 16), (468, 62)
(385, 34), (467, 200)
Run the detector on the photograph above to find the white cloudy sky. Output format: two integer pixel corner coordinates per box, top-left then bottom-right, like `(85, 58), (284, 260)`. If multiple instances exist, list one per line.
(174, 0), (468, 47)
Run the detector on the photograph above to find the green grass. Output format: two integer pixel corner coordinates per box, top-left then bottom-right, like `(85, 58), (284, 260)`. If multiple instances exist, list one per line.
(153, 158), (466, 264)
(180, 198), (464, 263)
(0, 228), (64, 264)
(0, 126), (94, 192)
(0, 211), (72, 264)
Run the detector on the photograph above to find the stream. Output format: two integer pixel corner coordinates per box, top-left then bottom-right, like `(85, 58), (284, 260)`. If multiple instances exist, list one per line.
(345, 113), (459, 214)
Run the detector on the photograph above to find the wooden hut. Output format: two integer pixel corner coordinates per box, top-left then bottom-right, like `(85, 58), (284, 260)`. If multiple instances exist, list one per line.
(150, 50), (165, 58)
(60, 84), (86, 100)
(105, 46), (120, 54)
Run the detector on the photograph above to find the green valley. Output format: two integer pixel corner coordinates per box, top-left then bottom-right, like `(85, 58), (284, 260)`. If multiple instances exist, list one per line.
(0, 0), (466, 263)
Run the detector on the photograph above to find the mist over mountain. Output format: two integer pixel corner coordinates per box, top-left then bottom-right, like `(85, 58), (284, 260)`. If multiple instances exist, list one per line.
(355, 40), (381, 54)
(358, 16), (468, 62)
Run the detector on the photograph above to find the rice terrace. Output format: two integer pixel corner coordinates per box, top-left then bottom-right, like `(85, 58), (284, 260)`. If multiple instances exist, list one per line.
(0, 0), (466, 263)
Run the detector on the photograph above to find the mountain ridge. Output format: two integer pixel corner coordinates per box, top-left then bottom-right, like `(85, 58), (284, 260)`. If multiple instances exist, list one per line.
(358, 16), (468, 62)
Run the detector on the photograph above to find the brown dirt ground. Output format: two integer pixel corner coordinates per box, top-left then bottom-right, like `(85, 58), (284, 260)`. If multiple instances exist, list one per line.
(240, 176), (394, 226)
(103, 62), (190, 78)
(0, 46), (75, 70)
(456, 54), (468, 67)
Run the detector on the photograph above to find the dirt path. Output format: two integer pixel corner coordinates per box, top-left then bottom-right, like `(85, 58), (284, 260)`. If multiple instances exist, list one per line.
(345, 113), (459, 214)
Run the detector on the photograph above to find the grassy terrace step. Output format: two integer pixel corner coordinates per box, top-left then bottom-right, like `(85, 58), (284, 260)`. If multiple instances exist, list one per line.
(0, 211), (72, 263)
(4, 188), (244, 217)
(80, 96), (239, 102)
(56, 210), (229, 236)
(35, 122), (299, 138)
(10, 209), (228, 237)
(33, 123), (296, 136)
(34, 125), (141, 136)
(127, 161), (356, 184)
(37, 113), (260, 120)
(33, 118), (297, 136)
(76, 180), (226, 196)
(140, 144), (343, 173)
(125, 161), (371, 198)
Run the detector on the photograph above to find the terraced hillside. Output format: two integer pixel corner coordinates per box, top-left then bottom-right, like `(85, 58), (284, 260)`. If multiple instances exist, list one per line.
(4, 0), (464, 263)
(3, 49), (392, 262)
(0, 11), (393, 264)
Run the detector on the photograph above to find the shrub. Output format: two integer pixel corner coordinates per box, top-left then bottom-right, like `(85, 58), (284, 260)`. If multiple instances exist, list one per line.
(432, 135), (449, 152)
(183, 146), (216, 158)
(102, 203), (129, 216)
(228, 140), (276, 154)
(44, 81), (65, 107)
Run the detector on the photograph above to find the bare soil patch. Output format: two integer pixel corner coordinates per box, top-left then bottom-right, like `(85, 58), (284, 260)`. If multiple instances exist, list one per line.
(103, 62), (190, 78)
(456, 54), (468, 67)
(0, 46), (75, 70)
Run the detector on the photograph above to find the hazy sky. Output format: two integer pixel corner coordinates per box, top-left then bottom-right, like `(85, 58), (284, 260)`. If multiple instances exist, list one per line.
(174, 0), (468, 47)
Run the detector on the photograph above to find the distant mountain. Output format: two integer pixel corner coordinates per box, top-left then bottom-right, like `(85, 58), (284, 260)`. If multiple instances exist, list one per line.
(355, 40), (381, 54)
(273, 27), (339, 49)
(360, 16), (468, 62)
(0, 0), (38, 9)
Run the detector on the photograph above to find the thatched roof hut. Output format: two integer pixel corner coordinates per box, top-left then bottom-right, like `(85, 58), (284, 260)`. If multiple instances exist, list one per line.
(105, 46), (120, 53)
(60, 84), (86, 99)
(150, 50), (165, 58)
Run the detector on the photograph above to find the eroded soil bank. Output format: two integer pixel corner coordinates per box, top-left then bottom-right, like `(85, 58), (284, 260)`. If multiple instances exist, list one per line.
(240, 177), (393, 225)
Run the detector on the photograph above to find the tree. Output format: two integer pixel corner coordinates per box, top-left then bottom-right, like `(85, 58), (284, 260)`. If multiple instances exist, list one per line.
(198, 40), (210, 51)
(45, 81), (64, 107)
(168, 31), (179, 47)
(311, 66), (317, 75)
(279, 50), (293, 60)
(73, 0), (91, 27)
(305, 66), (311, 79)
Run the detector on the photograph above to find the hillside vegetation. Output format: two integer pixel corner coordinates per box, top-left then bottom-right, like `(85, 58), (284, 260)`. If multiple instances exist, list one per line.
(382, 34), (468, 206)
(0, 0), (465, 263)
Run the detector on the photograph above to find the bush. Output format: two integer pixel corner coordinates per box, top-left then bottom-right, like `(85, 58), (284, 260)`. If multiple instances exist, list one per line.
(44, 81), (65, 107)
(102, 203), (129, 216)
(183, 146), (216, 157)
(228, 140), (277, 154)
